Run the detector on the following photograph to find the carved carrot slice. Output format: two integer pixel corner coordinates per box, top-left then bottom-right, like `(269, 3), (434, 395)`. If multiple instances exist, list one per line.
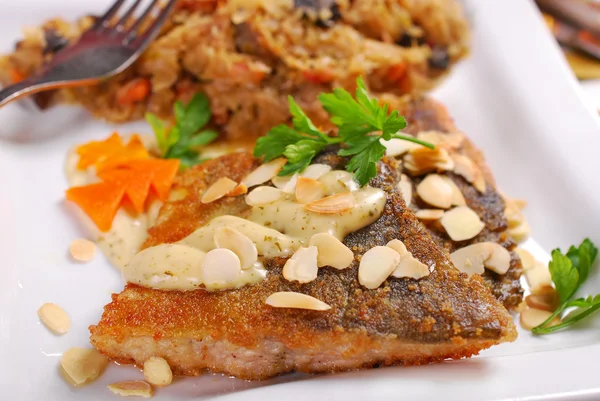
(97, 169), (153, 214)
(127, 159), (180, 201)
(66, 182), (125, 232)
(76, 133), (123, 170)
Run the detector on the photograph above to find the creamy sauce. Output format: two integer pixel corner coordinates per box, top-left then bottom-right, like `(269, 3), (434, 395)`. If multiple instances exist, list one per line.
(64, 137), (253, 270)
(179, 173), (386, 258)
(179, 215), (301, 257)
(247, 187), (385, 246)
(123, 243), (267, 291)
(65, 147), (159, 270)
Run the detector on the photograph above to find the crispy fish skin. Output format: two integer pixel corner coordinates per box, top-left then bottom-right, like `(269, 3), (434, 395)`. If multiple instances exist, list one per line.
(90, 151), (517, 380)
(394, 97), (524, 309)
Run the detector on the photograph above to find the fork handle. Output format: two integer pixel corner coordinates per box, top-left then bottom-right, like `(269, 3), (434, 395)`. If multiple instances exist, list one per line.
(0, 78), (56, 109)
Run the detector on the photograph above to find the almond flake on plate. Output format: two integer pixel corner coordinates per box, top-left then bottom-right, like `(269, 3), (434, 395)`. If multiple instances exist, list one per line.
(201, 177), (238, 204)
(452, 154), (486, 193)
(515, 248), (535, 270)
(241, 158), (287, 188)
(69, 238), (96, 262)
(38, 303), (71, 334)
(358, 246), (400, 289)
(520, 307), (561, 331)
(245, 186), (283, 206)
(61, 347), (108, 386)
(107, 380), (153, 398)
(266, 291), (331, 311)
(143, 356), (173, 387)
(309, 233), (354, 269)
(440, 206), (485, 241)
(282, 246), (319, 283)
(525, 261), (552, 291)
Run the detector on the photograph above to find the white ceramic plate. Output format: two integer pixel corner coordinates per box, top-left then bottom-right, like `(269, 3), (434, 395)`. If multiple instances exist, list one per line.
(1, 0), (600, 400)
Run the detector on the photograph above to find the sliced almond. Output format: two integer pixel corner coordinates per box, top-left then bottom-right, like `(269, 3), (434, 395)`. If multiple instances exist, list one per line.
(515, 248), (535, 271)
(246, 186), (283, 206)
(295, 177), (325, 204)
(440, 206), (485, 241)
(358, 246), (401, 289)
(525, 291), (559, 312)
(508, 220), (531, 244)
(450, 243), (489, 276)
(226, 183), (248, 197)
(525, 261), (552, 291)
(484, 243), (512, 275)
(167, 187), (188, 202)
(504, 197), (526, 228)
(416, 131), (464, 149)
(281, 173), (299, 194)
(38, 303), (70, 334)
(305, 192), (356, 214)
(397, 174), (412, 205)
(214, 227), (258, 270)
(387, 239), (430, 279)
(301, 163), (332, 180)
(107, 381), (153, 398)
(282, 246), (319, 283)
(143, 356), (173, 387)
(440, 176), (466, 206)
(450, 242), (510, 276)
(318, 170), (360, 194)
(404, 146), (455, 176)
(266, 291), (331, 311)
(309, 233), (354, 269)
(415, 209), (445, 220)
(271, 174), (294, 189)
(383, 137), (423, 157)
(61, 347), (108, 386)
(201, 177), (238, 204)
(69, 238), (96, 262)
(416, 174), (453, 209)
(520, 307), (561, 331)
(452, 154), (486, 193)
(241, 157), (287, 188)
(200, 249), (241, 287)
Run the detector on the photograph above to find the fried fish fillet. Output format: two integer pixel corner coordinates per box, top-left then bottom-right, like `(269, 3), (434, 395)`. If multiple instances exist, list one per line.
(90, 99), (518, 379)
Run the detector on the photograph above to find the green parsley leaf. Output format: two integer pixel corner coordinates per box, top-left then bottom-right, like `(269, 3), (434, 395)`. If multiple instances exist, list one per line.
(254, 125), (307, 162)
(532, 238), (599, 335)
(344, 139), (386, 186)
(549, 250), (580, 304)
(254, 76), (433, 186)
(145, 112), (168, 153)
(146, 93), (217, 169)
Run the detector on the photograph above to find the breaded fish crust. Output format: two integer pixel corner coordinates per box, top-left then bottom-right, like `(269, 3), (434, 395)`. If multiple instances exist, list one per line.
(90, 99), (519, 378)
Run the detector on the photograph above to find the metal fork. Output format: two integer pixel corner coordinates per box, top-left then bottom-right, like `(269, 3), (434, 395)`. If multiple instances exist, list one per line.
(0, 0), (177, 108)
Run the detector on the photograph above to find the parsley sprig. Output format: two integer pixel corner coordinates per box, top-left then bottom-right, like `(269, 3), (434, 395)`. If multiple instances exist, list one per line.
(146, 93), (217, 168)
(533, 238), (599, 334)
(254, 77), (434, 186)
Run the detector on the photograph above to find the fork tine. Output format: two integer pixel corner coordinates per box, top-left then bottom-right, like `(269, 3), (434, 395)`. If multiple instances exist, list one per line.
(124, 0), (161, 37)
(92, 0), (127, 31)
(125, 0), (177, 46)
(113, 0), (144, 31)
